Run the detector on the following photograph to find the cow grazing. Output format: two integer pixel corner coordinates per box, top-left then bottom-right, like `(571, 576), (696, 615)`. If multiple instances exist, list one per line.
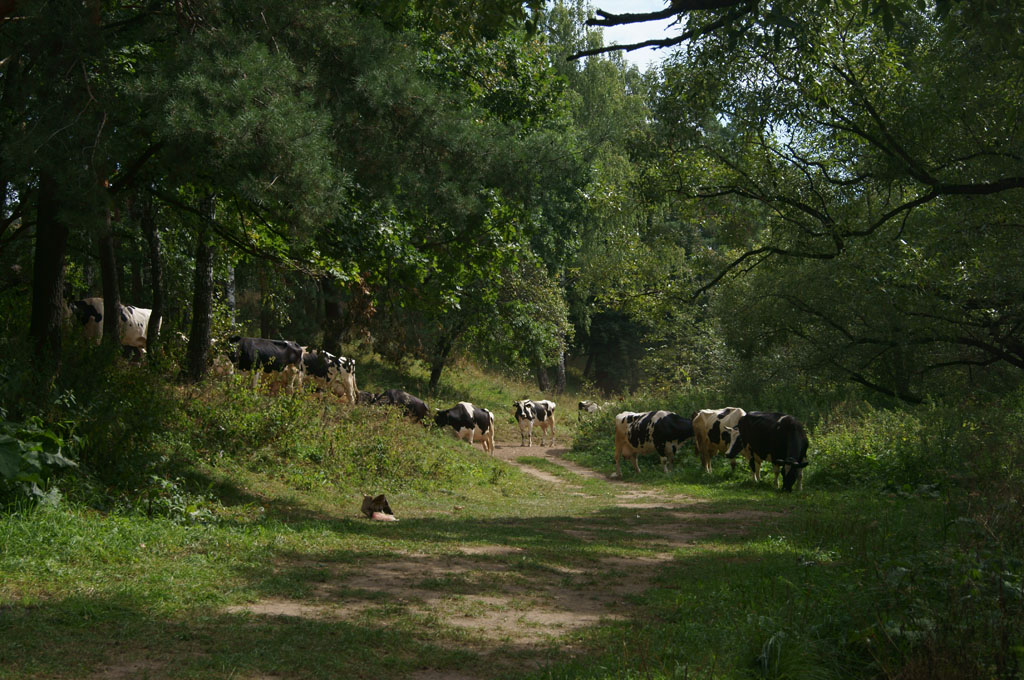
(724, 412), (809, 492)
(691, 407), (746, 473)
(512, 399), (556, 447)
(302, 349), (358, 402)
(375, 389), (429, 423)
(356, 390), (378, 405)
(578, 400), (601, 421)
(434, 402), (495, 454)
(68, 297), (160, 355)
(612, 410), (694, 478)
(229, 336), (305, 393)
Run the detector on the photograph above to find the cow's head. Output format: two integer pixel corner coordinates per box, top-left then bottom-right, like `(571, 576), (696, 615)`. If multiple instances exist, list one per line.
(777, 415), (809, 492)
(432, 409), (447, 428)
(513, 400), (535, 421)
(68, 299), (102, 326)
(723, 427), (745, 459)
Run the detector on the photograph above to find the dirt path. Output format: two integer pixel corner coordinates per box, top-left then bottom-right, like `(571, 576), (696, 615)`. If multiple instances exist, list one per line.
(228, 439), (750, 679)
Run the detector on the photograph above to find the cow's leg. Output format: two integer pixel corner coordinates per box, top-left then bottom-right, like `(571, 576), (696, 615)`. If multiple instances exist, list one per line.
(251, 369), (261, 391)
(772, 463), (781, 489)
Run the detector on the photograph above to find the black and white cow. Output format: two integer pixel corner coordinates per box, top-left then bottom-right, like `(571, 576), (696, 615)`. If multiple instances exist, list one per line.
(577, 400), (601, 421)
(229, 336), (305, 393)
(724, 411), (809, 492)
(612, 410), (694, 477)
(434, 402), (495, 454)
(375, 389), (429, 423)
(302, 349), (358, 402)
(691, 407), (746, 473)
(512, 399), (556, 447)
(68, 297), (159, 354)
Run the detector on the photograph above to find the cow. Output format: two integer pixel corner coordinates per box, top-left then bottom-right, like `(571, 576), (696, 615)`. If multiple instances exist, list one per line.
(434, 402), (495, 454)
(375, 389), (429, 423)
(578, 400), (601, 421)
(67, 297), (160, 355)
(228, 336), (305, 394)
(512, 399), (556, 447)
(724, 411), (809, 492)
(612, 410), (694, 478)
(356, 390), (378, 405)
(301, 349), (358, 402)
(691, 407), (746, 474)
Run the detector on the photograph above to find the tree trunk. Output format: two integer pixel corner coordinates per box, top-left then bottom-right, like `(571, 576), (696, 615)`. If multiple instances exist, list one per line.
(184, 194), (216, 380)
(130, 242), (143, 304)
(555, 349), (566, 394)
(428, 333), (455, 395)
(259, 266), (272, 338)
(225, 264), (236, 321)
(97, 200), (121, 350)
(536, 362), (550, 392)
(138, 192), (163, 352)
(29, 173), (69, 367)
(321, 277), (345, 355)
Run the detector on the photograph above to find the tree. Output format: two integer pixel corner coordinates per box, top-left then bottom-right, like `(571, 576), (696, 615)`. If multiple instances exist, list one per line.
(644, 1), (1024, 399)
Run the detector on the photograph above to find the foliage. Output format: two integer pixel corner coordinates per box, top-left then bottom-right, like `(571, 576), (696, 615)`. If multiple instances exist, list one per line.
(0, 409), (79, 505)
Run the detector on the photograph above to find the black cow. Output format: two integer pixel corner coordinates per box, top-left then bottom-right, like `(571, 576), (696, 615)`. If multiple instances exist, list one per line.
(229, 336), (305, 393)
(612, 410), (694, 477)
(375, 389), (429, 423)
(434, 402), (495, 453)
(513, 399), (556, 446)
(724, 412), (809, 492)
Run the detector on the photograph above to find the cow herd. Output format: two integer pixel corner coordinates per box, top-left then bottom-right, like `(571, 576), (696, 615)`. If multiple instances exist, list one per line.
(66, 297), (807, 491)
(611, 406), (810, 492)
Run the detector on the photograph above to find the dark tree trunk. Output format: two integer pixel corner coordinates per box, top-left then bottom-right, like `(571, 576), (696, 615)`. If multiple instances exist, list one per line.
(428, 333), (456, 395)
(321, 277), (345, 355)
(583, 350), (594, 380)
(29, 174), (69, 367)
(97, 201), (121, 350)
(184, 194), (216, 380)
(259, 266), (272, 339)
(130, 242), (143, 304)
(536, 362), (551, 392)
(138, 192), (163, 352)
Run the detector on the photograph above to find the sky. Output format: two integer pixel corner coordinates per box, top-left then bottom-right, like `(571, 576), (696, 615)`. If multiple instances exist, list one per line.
(588, 0), (679, 72)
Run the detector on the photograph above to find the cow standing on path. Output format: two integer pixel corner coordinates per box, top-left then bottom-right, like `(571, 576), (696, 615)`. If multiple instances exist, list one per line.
(612, 410), (694, 478)
(434, 402), (495, 454)
(513, 399), (556, 447)
(691, 407), (746, 473)
(724, 411), (809, 492)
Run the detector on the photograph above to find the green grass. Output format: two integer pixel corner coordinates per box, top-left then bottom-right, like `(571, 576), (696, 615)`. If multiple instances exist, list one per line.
(1, 353), (1022, 679)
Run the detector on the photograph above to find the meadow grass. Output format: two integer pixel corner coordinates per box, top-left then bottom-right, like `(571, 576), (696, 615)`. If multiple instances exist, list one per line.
(0, 356), (1021, 679)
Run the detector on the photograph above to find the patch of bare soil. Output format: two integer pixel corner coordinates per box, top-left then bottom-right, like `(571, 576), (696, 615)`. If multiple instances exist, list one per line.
(224, 438), (760, 679)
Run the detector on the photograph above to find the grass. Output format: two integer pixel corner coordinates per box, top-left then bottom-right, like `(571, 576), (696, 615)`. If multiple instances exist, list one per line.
(1, 352), (1021, 679)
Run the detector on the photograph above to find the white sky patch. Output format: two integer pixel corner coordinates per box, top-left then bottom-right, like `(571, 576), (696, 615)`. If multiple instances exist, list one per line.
(589, 0), (679, 72)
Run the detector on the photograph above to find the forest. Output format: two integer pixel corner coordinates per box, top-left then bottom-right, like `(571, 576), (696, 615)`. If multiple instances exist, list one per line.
(1, 1), (1023, 678)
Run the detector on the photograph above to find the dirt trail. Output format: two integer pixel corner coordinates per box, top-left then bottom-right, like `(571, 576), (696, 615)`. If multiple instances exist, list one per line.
(227, 439), (752, 679)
